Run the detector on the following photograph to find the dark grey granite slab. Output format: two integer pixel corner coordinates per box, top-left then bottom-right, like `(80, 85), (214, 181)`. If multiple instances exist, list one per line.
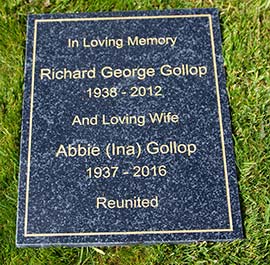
(16, 9), (243, 247)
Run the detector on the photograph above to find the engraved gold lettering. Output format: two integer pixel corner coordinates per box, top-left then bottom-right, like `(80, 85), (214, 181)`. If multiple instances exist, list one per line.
(111, 143), (135, 156)
(83, 37), (123, 49)
(68, 38), (79, 48)
(96, 196), (159, 209)
(101, 66), (155, 80)
(146, 141), (197, 156)
(40, 68), (96, 80)
(102, 114), (145, 127)
(148, 112), (179, 124)
(127, 36), (177, 47)
(55, 144), (100, 157)
(72, 115), (98, 126)
(160, 64), (207, 77)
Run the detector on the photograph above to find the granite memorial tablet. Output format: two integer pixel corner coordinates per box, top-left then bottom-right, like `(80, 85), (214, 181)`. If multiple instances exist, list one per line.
(16, 9), (243, 247)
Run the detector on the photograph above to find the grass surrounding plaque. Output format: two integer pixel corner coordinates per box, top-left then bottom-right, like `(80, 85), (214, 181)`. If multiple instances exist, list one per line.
(0, 0), (269, 264)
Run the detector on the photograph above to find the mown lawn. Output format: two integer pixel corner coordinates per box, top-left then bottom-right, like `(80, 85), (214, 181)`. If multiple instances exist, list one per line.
(0, 0), (269, 264)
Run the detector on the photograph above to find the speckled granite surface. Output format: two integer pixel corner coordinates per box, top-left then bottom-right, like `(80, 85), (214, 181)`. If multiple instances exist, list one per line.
(16, 9), (243, 247)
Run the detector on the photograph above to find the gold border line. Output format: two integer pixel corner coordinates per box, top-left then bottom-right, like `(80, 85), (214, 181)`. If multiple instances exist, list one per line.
(24, 14), (233, 237)
(35, 14), (210, 23)
(24, 19), (38, 236)
(208, 15), (233, 230)
(26, 228), (232, 237)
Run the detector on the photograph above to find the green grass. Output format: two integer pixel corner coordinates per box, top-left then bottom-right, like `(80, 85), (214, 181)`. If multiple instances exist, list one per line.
(0, 0), (269, 264)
